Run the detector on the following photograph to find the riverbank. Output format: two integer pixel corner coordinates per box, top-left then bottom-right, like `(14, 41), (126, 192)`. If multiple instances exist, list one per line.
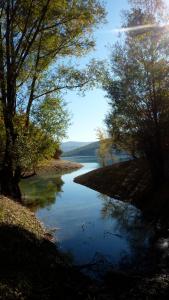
(75, 159), (150, 201)
(37, 159), (83, 174)
(22, 159), (82, 178)
(74, 158), (168, 217)
(0, 196), (95, 300)
(0, 195), (169, 299)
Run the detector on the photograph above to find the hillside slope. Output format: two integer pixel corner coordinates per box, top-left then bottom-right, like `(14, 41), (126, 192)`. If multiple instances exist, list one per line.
(61, 141), (91, 153)
(62, 141), (99, 157)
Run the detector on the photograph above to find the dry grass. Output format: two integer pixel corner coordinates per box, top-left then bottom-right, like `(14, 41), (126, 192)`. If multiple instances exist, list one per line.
(37, 159), (82, 174)
(74, 159), (152, 208)
(0, 196), (45, 238)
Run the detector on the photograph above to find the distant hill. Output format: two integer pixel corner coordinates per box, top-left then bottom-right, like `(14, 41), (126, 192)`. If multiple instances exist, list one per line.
(62, 141), (131, 162)
(61, 141), (92, 153)
(62, 141), (99, 157)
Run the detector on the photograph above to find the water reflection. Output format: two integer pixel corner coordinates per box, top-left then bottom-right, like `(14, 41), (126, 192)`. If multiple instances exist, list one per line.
(20, 173), (64, 211)
(99, 194), (153, 270)
(63, 154), (130, 166)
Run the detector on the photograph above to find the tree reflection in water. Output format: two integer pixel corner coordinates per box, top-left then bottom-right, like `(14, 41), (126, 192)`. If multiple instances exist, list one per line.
(98, 193), (154, 270)
(20, 173), (64, 211)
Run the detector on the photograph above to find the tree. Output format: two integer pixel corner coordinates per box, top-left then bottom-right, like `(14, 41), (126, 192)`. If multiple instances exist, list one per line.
(103, 0), (169, 185)
(32, 96), (69, 139)
(14, 99), (68, 175)
(96, 128), (112, 166)
(0, 0), (105, 199)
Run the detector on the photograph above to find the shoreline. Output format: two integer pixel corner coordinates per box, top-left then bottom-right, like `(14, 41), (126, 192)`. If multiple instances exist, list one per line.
(22, 159), (83, 178)
(0, 196), (95, 299)
(74, 159), (169, 224)
(37, 158), (83, 173)
(74, 159), (152, 211)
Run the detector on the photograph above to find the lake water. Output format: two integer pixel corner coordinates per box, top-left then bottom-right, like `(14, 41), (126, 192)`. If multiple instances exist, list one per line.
(20, 156), (153, 276)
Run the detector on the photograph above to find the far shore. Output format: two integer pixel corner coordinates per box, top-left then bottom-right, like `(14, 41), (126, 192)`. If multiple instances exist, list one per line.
(22, 158), (83, 178)
(37, 158), (83, 173)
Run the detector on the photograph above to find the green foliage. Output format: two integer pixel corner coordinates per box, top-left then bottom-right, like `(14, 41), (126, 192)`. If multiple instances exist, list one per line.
(18, 96), (69, 171)
(0, 93), (69, 173)
(103, 0), (169, 181)
(15, 0), (106, 104)
(15, 124), (58, 173)
(96, 128), (112, 166)
(32, 96), (69, 141)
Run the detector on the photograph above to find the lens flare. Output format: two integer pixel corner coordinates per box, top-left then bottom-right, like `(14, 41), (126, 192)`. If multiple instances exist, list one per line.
(112, 23), (169, 33)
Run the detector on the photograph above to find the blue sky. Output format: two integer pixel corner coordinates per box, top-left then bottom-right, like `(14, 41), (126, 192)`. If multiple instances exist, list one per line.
(63, 0), (129, 142)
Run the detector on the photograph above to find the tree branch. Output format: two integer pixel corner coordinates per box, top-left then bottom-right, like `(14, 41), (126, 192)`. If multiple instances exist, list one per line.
(25, 29), (43, 127)
(33, 80), (90, 100)
(15, 0), (34, 58)
(16, 0), (51, 75)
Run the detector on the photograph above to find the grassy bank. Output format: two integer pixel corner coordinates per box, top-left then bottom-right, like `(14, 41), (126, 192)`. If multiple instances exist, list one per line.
(0, 196), (45, 238)
(22, 159), (82, 179)
(0, 195), (169, 299)
(74, 159), (151, 207)
(0, 196), (94, 300)
(37, 159), (82, 174)
(74, 158), (169, 223)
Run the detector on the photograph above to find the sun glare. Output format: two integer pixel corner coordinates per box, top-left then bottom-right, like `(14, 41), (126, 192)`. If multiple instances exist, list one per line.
(112, 22), (169, 33)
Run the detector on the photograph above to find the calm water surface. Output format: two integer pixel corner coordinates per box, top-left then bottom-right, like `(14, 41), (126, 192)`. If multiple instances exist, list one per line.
(20, 156), (153, 275)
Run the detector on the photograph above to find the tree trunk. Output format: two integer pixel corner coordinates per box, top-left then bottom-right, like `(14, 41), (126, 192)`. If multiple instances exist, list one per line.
(0, 4), (21, 200)
(145, 137), (165, 187)
(0, 162), (21, 200)
(149, 153), (164, 187)
(0, 109), (21, 200)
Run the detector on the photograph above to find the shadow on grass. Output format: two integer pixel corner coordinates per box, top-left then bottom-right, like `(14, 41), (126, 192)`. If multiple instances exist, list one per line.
(0, 224), (92, 300)
(0, 224), (169, 300)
